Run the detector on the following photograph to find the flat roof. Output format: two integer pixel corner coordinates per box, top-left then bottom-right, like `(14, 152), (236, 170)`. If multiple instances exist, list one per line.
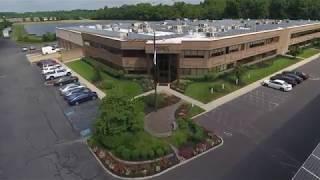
(292, 143), (320, 180)
(58, 19), (319, 42)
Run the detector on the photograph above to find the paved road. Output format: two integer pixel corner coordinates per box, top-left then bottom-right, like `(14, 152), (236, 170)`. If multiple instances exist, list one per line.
(0, 39), (110, 180)
(2, 38), (320, 180)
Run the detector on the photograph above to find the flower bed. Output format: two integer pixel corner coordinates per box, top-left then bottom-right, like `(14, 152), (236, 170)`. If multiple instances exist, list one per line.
(178, 133), (222, 159)
(175, 103), (205, 119)
(89, 143), (180, 178)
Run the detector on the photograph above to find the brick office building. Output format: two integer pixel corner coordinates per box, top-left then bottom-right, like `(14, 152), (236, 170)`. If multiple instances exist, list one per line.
(56, 19), (320, 82)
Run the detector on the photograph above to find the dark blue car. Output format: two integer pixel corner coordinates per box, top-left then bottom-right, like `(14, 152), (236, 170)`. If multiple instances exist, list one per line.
(63, 87), (90, 100)
(67, 91), (98, 106)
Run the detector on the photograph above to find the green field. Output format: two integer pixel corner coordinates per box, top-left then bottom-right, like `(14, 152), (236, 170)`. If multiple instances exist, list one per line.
(297, 48), (320, 58)
(185, 56), (301, 103)
(67, 60), (143, 98)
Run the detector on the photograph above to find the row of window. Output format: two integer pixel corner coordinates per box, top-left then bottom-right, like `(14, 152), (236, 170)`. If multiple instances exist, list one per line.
(291, 28), (320, 39)
(183, 37), (279, 59)
(84, 40), (146, 57)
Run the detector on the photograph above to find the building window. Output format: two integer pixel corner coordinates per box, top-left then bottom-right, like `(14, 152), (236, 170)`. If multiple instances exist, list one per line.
(210, 48), (225, 57)
(248, 40), (265, 48)
(228, 45), (241, 53)
(184, 50), (205, 58)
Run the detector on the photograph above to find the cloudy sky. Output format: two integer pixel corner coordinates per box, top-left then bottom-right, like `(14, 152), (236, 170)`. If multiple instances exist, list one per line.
(0, 0), (201, 12)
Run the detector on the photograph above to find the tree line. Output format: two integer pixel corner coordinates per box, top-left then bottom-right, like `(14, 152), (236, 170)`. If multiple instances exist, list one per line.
(1, 0), (320, 21)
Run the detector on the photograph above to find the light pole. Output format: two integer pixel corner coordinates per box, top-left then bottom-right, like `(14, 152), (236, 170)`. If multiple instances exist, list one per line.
(153, 31), (158, 112)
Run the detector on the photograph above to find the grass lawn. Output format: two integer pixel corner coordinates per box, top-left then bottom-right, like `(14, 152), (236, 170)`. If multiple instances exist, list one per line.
(185, 56), (301, 103)
(297, 48), (320, 58)
(67, 60), (143, 98)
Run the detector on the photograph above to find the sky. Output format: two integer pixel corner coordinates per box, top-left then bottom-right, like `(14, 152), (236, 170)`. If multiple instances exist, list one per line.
(0, 0), (201, 12)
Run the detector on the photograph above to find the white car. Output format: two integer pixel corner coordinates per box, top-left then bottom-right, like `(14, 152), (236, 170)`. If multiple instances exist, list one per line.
(59, 84), (85, 95)
(42, 63), (59, 70)
(41, 65), (62, 74)
(44, 68), (72, 80)
(261, 79), (293, 92)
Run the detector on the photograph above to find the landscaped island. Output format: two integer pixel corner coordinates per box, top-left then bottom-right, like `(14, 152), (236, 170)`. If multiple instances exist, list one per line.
(87, 94), (222, 178)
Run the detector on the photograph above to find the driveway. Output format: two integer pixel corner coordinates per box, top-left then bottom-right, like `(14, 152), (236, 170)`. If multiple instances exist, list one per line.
(0, 39), (110, 180)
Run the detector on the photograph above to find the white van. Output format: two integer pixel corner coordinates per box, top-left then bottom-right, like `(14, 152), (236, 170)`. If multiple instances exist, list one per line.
(42, 46), (59, 55)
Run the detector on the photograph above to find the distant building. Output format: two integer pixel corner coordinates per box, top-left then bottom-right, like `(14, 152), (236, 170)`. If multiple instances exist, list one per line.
(57, 19), (320, 83)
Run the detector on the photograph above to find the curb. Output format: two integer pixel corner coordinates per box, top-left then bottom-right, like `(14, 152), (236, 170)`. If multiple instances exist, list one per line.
(87, 137), (224, 180)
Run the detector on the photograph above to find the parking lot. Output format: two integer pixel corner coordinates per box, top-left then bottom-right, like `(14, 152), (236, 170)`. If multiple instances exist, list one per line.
(0, 39), (110, 180)
(32, 61), (99, 137)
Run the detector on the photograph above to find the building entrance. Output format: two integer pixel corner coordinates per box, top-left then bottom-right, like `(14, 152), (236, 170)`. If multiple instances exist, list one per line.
(155, 54), (178, 83)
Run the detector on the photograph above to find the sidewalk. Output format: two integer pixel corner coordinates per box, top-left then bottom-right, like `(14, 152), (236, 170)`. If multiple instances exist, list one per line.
(56, 59), (106, 99)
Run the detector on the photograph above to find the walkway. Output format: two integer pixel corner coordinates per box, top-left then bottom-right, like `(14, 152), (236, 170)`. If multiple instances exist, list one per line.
(144, 101), (182, 137)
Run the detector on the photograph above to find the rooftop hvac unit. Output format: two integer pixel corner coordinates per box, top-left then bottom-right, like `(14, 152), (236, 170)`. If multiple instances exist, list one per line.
(112, 26), (120, 32)
(96, 24), (102, 30)
(173, 25), (183, 34)
(206, 32), (215, 37)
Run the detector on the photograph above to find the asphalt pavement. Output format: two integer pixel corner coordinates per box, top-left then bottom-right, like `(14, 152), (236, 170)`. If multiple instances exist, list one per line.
(1, 38), (320, 180)
(0, 39), (109, 180)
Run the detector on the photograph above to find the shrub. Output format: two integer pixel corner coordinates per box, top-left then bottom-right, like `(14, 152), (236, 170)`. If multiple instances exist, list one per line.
(131, 149), (140, 161)
(140, 149), (149, 160)
(120, 147), (131, 160)
(155, 148), (164, 157)
(147, 149), (155, 159)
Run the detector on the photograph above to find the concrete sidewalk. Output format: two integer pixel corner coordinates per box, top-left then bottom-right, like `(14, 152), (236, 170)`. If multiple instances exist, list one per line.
(56, 59), (106, 99)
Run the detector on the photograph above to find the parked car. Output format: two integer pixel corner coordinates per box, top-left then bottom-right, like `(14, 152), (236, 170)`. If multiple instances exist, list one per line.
(59, 83), (85, 95)
(54, 76), (79, 86)
(283, 71), (309, 80)
(270, 74), (298, 86)
(67, 91), (98, 106)
(41, 62), (59, 70)
(44, 68), (72, 80)
(262, 79), (293, 92)
(36, 59), (57, 67)
(41, 64), (62, 74)
(22, 47), (28, 52)
(29, 46), (36, 50)
(63, 88), (91, 99)
(281, 72), (303, 83)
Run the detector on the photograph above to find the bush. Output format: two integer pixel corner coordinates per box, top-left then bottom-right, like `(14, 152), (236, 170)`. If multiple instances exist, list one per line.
(155, 148), (164, 157)
(131, 149), (140, 161)
(140, 149), (149, 160)
(147, 149), (155, 159)
(120, 148), (131, 160)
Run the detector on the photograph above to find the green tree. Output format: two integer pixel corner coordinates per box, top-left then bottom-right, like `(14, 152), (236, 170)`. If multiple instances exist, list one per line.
(224, 0), (240, 18)
(94, 95), (144, 137)
(269, 0), (288, 19)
